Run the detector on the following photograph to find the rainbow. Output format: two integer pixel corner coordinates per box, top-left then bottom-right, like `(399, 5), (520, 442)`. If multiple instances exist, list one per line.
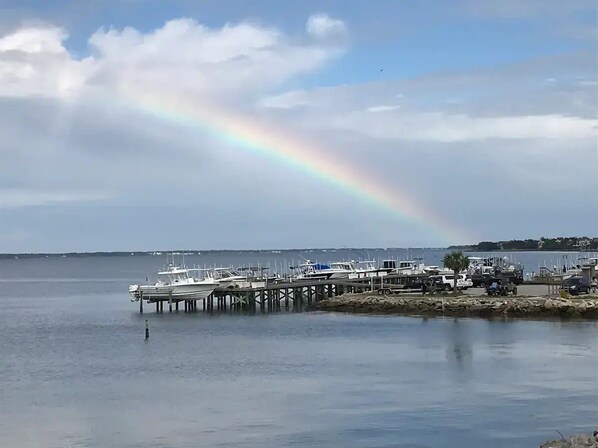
(119, 87), (471, 245)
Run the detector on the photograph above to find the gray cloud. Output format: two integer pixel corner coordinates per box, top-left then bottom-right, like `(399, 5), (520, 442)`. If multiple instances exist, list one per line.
(0, 14), (596, 252)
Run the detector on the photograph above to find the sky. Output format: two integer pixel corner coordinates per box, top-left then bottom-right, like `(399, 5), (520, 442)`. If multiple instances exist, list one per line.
(0, 0), (596, 252)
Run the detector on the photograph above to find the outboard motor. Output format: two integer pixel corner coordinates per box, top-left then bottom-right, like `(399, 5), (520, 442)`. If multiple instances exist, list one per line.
(128, 285), (140, 302)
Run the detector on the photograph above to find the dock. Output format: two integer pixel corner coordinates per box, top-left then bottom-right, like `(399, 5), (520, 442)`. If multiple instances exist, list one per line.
(137, 273), (421, 314)
(136, 263), (597, 314)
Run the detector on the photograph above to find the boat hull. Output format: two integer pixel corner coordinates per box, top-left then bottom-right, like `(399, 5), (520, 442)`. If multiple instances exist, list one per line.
(129, 282), (216, 301)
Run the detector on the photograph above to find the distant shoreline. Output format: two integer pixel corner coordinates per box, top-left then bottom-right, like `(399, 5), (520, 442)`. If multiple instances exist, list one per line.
(449, 236), (598, 252)
(0, 247), (593, 260)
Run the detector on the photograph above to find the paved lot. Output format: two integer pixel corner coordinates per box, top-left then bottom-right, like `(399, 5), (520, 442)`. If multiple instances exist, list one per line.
(465, 284), (554, 297)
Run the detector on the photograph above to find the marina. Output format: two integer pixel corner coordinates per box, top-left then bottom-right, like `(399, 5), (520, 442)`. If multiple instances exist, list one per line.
(133, 273), (410, 314)
(129, 253), (598, 315)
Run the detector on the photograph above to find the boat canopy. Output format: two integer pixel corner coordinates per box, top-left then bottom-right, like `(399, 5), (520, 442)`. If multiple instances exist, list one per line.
(313, 263), (330, 270)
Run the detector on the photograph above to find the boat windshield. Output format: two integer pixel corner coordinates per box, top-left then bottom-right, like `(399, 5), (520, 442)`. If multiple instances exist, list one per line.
(158, 270), (189, 283)
(331, 262), (353, 271)
(214, 268), (240, 279)
(359, 261), (376, 269)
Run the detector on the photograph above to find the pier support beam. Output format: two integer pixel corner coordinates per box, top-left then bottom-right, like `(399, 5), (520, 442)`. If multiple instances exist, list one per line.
(293, 288), (302, 312)
(250, 291), (256, 314)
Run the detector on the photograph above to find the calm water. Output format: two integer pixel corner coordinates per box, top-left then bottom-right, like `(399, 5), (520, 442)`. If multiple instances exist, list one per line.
(1, 253), (597, 448)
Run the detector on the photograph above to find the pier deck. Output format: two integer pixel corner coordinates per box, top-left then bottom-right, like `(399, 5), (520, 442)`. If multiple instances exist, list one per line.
(137, 273), (421, 314)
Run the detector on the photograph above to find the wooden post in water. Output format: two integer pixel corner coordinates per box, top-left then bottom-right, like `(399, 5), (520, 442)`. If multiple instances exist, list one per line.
(285, 288), (290, 311)
(139, 291), (144, 314)
(250, 291), (256, 314)
(175, 300), (179, 311)
(293, 288), (300, 312)
(169, 291), (173, 313)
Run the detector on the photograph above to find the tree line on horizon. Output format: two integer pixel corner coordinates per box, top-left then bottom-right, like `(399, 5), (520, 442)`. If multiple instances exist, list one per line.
(450, 237), (598, 252)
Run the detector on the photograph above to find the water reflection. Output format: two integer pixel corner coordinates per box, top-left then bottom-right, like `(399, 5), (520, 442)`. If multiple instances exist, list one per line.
(445, 318), (473, 379)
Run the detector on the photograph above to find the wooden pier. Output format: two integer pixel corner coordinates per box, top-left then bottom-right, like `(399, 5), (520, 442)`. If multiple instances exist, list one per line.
(137, 273), (421, 314)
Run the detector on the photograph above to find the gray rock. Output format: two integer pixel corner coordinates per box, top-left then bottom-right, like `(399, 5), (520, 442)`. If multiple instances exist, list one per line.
(540, 432), (598, 448)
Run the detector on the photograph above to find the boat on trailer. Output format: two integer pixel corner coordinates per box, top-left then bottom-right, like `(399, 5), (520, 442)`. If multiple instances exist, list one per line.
(128, 264), (217, 302)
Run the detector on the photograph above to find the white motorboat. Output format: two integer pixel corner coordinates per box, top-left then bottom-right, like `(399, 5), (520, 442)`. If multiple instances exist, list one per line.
(238, 266), (278, 288)
(212, 267), (250, 288)
(350, 260), (384, 278)
(395, 260), (428, 276)
(128, 264), (217, 302)
(294, 261), (356, 280)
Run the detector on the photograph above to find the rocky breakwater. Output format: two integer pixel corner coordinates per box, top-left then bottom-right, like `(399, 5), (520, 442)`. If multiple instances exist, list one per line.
(540, 431), (598, 447)
(312, 294), (598, 318)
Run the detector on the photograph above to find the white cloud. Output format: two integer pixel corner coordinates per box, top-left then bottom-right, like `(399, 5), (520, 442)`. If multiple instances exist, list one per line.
(331, 111), (596, 142)
(0, 17), (346, 100)
(260, 51), (598, 144)
(306, 13), (347, 39)
(0, 26), (94, 97)
(258, 90), (312, 109)
(89, 19), (326, 95)
(366, 104), (401, 113)
(0, 188), (109, 208)
(0, 26), (67, 53)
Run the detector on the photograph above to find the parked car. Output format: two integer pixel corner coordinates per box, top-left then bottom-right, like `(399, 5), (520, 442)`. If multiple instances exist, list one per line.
(404, 278), (425, 290)
(429, 274), (469, 291)
(562, 276), (591, 295)
(459, 274), (473, 290)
